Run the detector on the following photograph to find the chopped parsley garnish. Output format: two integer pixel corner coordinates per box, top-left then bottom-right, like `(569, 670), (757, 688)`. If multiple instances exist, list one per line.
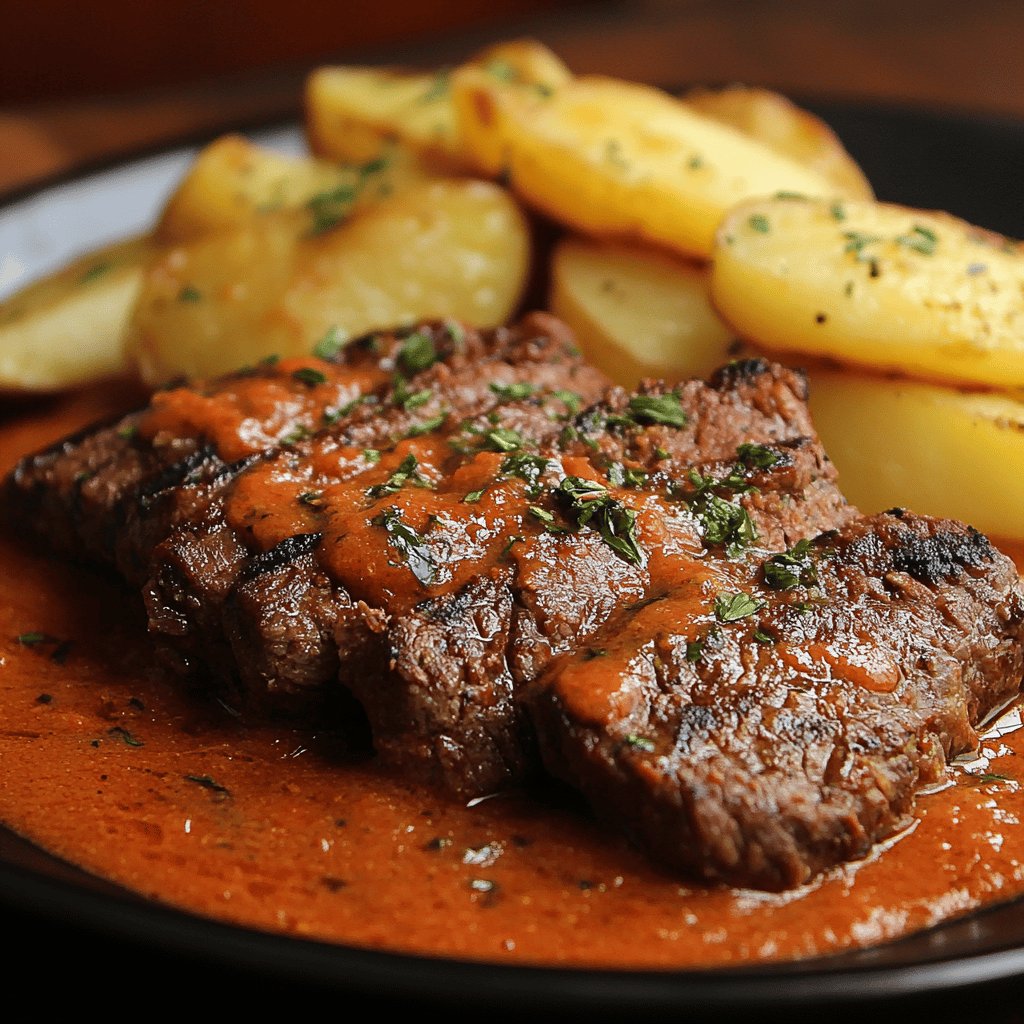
(830, 201), (847, 222)
(420, 68), (451, 103)
(552, 389), (582, 415)
(292, 367), (328, 387)
(763, 539), (817, 590)
(463, 488), (485, 504)
(444, 319), (465, 346)
(393, 378), (433, 410)
(298, 490), (325, 508)
(499, 534), (525, 560)
(306, 183), (358, 235)
(323, 393), (371, 426)
(79, 261), (112, 284)
(483, 428), (527, 453)
(714, 591), (765, 623)
(555, 476), (645, 566)
(398, 331), (438, 374)
(736, 443), (781, 470)
(281, 423), (311, 445)
(371, 507), (436, 585)
(843, 231), (882, 260)
(363, 449), (381, 464)
(367, 453), (432, 499)
(624, 734), (655, 753)
(690, 492), (757, 558)
(184, 774), (231, 797)
(896, 224), (938, 256)
(606, 462), (649, 489)
(403, 411), (447, 438)
(753, 627), (777, 645)
(499, 453), (549, 495)
(313, 326), (346, 360)
(627, 392), (688, 428)
(178, 284), (202, 302)
(489, 381), (535, 401)
(749, 214), (771, 234)
(108, 726), (144, 747)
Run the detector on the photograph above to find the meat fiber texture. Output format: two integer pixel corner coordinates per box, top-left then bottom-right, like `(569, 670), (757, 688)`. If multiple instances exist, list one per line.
(6, 313), (1023, 890)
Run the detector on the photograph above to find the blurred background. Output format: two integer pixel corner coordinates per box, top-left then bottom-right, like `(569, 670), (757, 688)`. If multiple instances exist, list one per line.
(1, 0), (1022, 229)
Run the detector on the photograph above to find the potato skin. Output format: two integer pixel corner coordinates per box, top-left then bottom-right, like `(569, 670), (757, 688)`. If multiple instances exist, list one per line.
(712, 196), (1024, 389)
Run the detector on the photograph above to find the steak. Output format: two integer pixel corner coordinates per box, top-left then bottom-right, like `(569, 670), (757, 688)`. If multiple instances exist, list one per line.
(527, 511), (1024, 890)
(6, 314), (1023, 889)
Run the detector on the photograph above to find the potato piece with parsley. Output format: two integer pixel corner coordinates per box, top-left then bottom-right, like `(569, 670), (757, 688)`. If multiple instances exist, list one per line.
(452, 71), (845, 259)
(683, 86), (873, 200)
(0, 235), (151, 392)
(807, 366), (1024, 541)
(128, 179), (530, 384)
(156, 135), (429, 245)
(712, 197), (1024, 388)
(305, 39), (571, 172)
(550, 237), (735, 388)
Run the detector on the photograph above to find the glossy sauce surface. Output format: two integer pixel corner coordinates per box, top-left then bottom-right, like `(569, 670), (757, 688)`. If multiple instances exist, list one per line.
(1, 384), (1024, 968)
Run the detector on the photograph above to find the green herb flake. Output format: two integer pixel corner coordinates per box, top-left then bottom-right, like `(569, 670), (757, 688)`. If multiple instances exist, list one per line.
(714, 591), (765, 623)
(292, 367), (328, 387)
(281, 424), (311, 445)
(403, 411), (447, 438)
(896, 223), (938, 256)
(749, 213), (771, 234)
(555, 476), (645, 566)
(398, 331), (438, 375)
(463, 488), (485, 504)
(654, 446), (671, 461)
(627, 392), (688, 428)
(484, 428), (526, 453)
(736, 443), (781, 470)
(688, 154), (704, 170)
(108, 725), (144, 747)
(444, 319), (465, 346)
(371, 507), (436, 585)
(17, 631), (53, 647)
(298, 490), (325, 508)
(552, 389), (582, 415)
(490, 381), (535, 401)
(624, 734), (656, 753)
(313, 326), (346, 360)
(420, 68), (451, 103)
(829, 202), (847, 222)
(690, 492), (757, 558)
(363, 448), (381, 464)
(184, 774), (231, 797)
(79, 261), (112, 284)
(116, 424), (138, 441)
(753, 627), (777, 645)
(763, 538), (818, 591)
(307, 183), (358, 235)
(367, 453), (432, 499)
(499, 534), (526, 561)
(178, 284), (202, 303)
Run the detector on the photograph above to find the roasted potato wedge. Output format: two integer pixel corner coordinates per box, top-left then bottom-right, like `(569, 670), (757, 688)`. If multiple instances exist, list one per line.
(305, 39), (571, 171)
(128, 179), (530, 383)
(0, 235), (151, 392)
(156, 135), (428, 245)
(684, 86), (873, 200)
(807, 367), (1024, 541)
(452, 71), (845, 259)
(712, 197), (1024, 389)
(550, 237), (735, 387)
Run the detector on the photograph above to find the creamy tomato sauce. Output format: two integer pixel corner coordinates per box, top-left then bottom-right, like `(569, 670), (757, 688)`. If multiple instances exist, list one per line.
(1, 383), (1023, 968)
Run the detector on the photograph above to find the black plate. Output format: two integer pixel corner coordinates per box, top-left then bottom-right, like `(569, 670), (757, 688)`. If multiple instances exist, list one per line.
(2, 105), (1024, 1015)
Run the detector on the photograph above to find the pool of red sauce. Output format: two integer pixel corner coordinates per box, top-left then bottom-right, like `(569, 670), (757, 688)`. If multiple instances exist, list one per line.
(1, 382), (1023, 969)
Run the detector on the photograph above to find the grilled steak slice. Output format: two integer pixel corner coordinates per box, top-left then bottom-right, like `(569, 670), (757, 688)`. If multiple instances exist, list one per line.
(378, 361), (855, 793)
(142, 313), (608, 721)
(526, 510), (1024, 890)
(6, 329), (402, 570)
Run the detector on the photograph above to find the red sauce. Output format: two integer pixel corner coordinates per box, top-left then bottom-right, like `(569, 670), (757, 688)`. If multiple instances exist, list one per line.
(2, 384), (1024, 968)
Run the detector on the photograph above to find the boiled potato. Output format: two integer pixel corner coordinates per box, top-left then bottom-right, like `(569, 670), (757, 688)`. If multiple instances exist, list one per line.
(807, 367), (1024, 541)
(550, 237), (735, 387)
(0, 235), (151, 391)
(305, 39), (571, 171)
(684, 86), (873, 200)
(156, 135), (427, 245)
(712, 197), (1024, 389)
(452, 71), (845, 260)
(128, 179), (530, 383)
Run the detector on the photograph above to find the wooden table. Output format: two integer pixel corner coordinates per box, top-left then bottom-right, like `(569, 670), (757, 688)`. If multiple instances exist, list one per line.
(2, 0), (1022, 197)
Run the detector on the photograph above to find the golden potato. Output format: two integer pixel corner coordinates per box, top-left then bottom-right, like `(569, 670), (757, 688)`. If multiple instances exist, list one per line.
(156, 135), (426, 245)
(128, 179), (530, 384)
(684, 86), (873, 199)
(807, 367), (1024, 541)
(452, 71), (845, 259)
(550, 237), (735, 388)
(711, 196), (1024, 389)
(0, 235), (151, 392)
(305, 39), (571, 172)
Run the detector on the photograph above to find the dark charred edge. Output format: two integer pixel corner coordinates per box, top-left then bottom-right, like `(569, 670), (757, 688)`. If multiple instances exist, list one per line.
(709, 358), (772, 389)
(134, 444), (219, 507)
(9, 410), (131, 470)
(237, 533), (323, 585)
(891, 524), (997, 585)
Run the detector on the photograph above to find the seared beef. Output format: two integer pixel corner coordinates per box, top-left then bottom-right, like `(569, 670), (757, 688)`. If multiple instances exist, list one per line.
(527, 511), (1024, 890)
(6, 314), (1024, 889)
